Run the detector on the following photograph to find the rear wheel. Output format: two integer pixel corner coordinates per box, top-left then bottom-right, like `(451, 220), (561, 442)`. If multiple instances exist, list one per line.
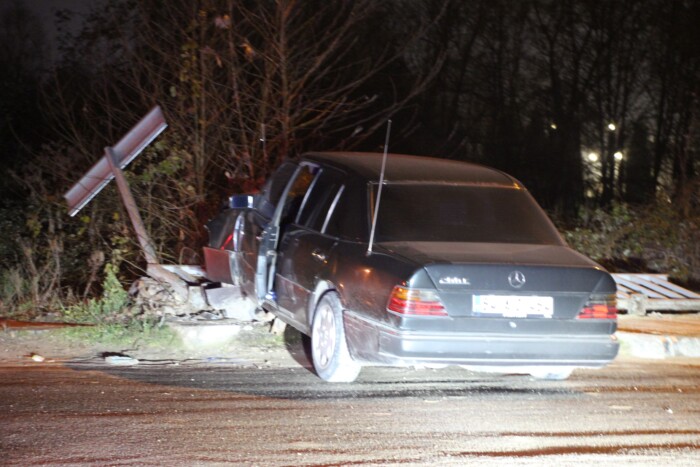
(311, 293), (361, 383)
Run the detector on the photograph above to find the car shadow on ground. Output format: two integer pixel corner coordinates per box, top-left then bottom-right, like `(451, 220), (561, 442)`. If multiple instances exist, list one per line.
(283, 325), (314, 371)
(64, 323), (583, 400)
(66, 359), (581, 400)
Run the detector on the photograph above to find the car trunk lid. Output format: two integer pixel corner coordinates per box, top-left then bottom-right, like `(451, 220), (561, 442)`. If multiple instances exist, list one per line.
(381, 242), (614, 319)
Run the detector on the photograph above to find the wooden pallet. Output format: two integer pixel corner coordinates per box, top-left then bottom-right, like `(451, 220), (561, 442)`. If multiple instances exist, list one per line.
(612, 273), (700, 315)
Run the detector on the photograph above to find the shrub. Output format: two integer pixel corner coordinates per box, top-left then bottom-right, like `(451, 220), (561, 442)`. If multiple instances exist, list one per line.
(561, 202), (700, 283)
(61, 264), (129, 324)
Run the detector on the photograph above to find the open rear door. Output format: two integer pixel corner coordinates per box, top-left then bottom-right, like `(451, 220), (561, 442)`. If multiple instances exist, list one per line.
(257, 163), (319, 301)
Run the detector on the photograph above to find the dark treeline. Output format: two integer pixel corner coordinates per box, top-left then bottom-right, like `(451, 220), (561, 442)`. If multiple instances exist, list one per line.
(1, 0), (699, 311)
(393, 0), (700, 218)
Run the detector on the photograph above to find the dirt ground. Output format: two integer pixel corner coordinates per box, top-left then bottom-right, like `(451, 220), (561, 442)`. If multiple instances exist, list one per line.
(4, 313), (700, 370)
(0, 319), (305, 368)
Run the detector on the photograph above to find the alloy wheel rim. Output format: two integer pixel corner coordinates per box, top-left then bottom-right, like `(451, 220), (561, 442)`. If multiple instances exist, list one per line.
(313, 303), (336, 370)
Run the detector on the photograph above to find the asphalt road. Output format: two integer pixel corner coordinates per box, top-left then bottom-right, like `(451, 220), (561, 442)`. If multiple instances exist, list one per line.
(1, 357), (699, 465)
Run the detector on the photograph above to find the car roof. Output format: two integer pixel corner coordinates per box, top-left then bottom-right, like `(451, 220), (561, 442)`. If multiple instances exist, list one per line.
(302, 152), (520, 187)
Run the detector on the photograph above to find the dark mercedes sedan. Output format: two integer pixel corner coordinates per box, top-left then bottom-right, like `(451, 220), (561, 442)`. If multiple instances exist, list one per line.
(204, 152), (619, 382)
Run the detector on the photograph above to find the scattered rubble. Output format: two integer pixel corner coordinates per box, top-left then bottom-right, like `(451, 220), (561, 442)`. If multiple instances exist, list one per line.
(128, 277), (205, 319)
(103, 353), (140, 366)
(127, 276), (259, 322)
(30, 353), (45, 362)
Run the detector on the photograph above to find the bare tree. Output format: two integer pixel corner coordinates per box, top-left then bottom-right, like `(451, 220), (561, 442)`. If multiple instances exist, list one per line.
(585, 0), (649, 205)
(644, 0), (700, 213)
(44, 0), (445, 266)
(395, 0), (486, 158)
(530, 0), (605, 217)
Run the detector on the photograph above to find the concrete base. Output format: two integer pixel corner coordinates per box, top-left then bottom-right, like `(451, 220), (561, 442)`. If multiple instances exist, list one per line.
(166, 319), (242, 349)
(204, 286), (257, 321)
(617, 331), (700, 359)
(162, 313), (700, 359)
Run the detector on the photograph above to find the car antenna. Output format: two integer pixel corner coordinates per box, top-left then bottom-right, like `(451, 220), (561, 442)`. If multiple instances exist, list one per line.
(260, 123), (267, 160)
(367, 119), (392, 255)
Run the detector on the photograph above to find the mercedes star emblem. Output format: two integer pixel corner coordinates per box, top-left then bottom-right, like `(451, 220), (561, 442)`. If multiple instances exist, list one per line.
(508, 270), (526, 289)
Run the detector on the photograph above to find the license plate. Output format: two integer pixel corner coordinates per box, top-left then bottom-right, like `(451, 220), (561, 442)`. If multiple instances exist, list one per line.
(472, 295), (554, 318)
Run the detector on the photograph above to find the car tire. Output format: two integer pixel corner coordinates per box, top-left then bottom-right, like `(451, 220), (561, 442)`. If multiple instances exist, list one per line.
(529, 368), (574, 381)
(311, 292), (361, 383)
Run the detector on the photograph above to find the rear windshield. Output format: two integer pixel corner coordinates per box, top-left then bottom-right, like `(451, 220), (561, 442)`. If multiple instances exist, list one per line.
(374, 184), (564, 245)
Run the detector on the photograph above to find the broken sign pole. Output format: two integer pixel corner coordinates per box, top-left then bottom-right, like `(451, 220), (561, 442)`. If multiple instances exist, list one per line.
(104, 146), (158, 264)
(64, 105), (189, 301)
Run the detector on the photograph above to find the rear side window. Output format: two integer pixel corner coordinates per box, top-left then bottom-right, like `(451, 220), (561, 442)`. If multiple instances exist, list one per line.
(296, 169), (343, 232)
(280, 165), (317, 225)
(324, 183), (366, 241)
(256, 162), (297, 218)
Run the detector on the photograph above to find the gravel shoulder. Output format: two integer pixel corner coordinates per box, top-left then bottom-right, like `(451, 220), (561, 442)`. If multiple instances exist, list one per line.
(0, 320), (308, 369)
(5, 314), (700, 369)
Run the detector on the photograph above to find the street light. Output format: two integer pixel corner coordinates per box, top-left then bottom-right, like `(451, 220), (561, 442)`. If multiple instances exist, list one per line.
(607, 122), (617, 131)
(587, 152), (599, 162)
(614, 151), (623, 161)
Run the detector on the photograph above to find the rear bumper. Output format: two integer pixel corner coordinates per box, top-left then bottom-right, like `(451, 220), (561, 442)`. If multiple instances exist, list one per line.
(345, 312), (619, 368)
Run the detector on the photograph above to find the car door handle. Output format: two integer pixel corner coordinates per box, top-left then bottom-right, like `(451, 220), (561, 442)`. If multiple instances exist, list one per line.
(311, 249), (327, 263)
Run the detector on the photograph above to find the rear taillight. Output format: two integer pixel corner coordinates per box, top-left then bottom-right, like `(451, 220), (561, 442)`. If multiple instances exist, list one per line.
(387, 285), (448, 316)
(578, 294), (618, 320)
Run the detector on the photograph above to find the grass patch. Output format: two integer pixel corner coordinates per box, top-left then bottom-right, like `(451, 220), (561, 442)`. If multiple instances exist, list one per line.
(54, 264), (186, 351)
(58, 319), (182, 351)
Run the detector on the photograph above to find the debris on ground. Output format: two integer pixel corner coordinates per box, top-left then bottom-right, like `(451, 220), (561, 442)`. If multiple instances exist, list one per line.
(270, 318), (287, 335)
(128, 277), (206, 319)
(103, 353), (140, 366)
(29, 353), (45, 362)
